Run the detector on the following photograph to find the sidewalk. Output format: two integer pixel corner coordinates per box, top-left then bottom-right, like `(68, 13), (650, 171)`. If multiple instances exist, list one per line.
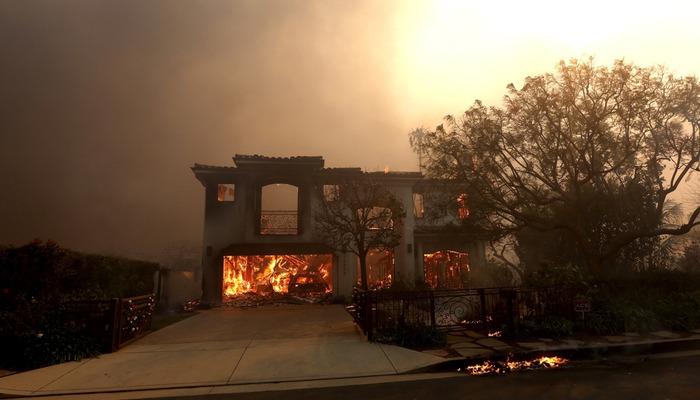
(4, 306), (700, 398)
(0, 305), (444, 397)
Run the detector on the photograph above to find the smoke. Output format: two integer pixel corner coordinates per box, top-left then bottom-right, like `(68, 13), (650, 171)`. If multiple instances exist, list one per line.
(0, 0), (416, 259)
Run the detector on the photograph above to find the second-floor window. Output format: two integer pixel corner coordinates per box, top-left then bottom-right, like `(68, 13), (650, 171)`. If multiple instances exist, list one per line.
(217, 184), (235, 202)
(457, 193), (469, 219)
(323, 184), (340, 201)
(260, 183), (299, 235)
(360, 206), (394, 230)
(413, 193), (424, 218)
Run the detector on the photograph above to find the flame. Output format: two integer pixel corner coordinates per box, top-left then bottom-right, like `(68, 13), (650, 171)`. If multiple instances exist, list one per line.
(359, 248), (395, 290)
(423, 250), (470, 289)
(457, 193), (469, 219)
(223, 257), (252, 296)
(223, 254), (332, 298)
(464, 356), (568, 376)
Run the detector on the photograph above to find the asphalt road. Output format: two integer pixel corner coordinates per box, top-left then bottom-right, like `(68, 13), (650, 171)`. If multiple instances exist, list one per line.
(150, 353), (700, 400)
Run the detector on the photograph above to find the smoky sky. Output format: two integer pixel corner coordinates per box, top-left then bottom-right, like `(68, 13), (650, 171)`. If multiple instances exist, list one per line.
(0, 0), (418, 259)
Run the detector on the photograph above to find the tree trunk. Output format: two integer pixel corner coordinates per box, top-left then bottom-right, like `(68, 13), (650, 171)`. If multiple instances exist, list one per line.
(359, 255), (369, 290)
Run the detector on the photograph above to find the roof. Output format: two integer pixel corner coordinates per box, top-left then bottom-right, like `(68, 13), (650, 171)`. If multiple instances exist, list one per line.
(322, 167), (363, 172)
(233, 154), (325, 168)
(191, 163), (236, 171)
(192, 154), (423, 185)
(364, 171), (423, 178)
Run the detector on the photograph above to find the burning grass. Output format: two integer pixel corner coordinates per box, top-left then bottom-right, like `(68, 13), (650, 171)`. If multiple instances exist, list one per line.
(461, 355), (569, 376)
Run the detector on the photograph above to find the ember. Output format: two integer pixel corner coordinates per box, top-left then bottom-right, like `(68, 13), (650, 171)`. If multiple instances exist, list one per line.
(222, 254), (332, 300)
(463, 356), (568, 376)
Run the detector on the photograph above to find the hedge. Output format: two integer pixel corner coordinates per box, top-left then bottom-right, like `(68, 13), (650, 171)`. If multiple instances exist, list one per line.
(0, 240), (159, 369)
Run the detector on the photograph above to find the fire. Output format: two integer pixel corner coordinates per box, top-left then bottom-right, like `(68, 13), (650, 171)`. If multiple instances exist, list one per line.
(463, 356), (568, 376)
(360, 249), (395, 289)
(423, 250), (469, 289)
(223, 254), (332, 298)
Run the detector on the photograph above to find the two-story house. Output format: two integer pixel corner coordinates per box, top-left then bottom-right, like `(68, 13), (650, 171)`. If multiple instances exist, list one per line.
(192, 154), (485, 304)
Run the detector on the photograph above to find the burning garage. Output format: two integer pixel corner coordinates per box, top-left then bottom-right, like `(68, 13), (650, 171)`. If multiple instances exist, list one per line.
(191, 154), (486, 305)
(222, 254), (332, 298)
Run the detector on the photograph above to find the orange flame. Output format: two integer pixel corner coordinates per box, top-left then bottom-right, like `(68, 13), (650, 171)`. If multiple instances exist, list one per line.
(223, 254), (332, 298)
(464, 356), (568, 375)
(423, 250), (470, 289)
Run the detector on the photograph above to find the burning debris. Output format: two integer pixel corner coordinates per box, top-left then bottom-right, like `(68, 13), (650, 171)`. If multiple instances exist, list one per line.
(424, 250), (469, 289)
(222, 254), (332, 304)
(361, 248), (395, 289)
(462, 356), (569, 376)
(222, 291), (331, 308)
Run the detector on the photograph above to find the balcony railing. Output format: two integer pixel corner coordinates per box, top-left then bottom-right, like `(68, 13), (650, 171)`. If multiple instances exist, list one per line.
(260, 210), (298, 235)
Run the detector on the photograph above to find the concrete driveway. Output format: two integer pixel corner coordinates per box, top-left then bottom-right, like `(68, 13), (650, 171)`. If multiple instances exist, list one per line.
(0, 304), (443, 397)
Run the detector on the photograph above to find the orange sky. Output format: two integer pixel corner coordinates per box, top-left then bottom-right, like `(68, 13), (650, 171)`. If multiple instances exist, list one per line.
(391, 0), (700, 142)
(391, 0), (700, 206)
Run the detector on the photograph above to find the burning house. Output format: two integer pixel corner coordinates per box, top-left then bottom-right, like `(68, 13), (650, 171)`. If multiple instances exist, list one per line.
(192, 155), (486, 304)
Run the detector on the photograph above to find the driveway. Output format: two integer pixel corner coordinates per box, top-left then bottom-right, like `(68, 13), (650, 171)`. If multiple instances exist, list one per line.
(0, 305), (443, 397)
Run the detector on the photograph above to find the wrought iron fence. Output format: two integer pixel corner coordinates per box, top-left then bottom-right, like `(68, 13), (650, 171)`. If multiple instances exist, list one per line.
(350, 287), (574, 340)
(260, 210), (298, 235)
(62, 294), (156, 352)
(115, 294), (157, 349)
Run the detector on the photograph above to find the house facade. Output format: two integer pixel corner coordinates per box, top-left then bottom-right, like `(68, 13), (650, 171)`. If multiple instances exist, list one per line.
(192, 154), (485, 304)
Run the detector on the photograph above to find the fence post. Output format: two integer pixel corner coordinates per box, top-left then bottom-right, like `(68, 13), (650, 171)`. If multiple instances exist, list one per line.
(365, 291), (374, 341)
(478, 288), (487, 329)
(429, 290), (436, 328)
(108, 298), (121, 353)
(505, 289), (515, 331)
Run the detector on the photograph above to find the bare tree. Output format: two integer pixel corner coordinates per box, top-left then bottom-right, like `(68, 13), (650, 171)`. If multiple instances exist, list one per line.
(412, 59), (700, 276)
(486, 237), (523, 281)
(315, 178), (405, 290)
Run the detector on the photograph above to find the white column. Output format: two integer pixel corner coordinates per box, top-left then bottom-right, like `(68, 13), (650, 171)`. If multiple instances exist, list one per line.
(335, 251), (357, 299)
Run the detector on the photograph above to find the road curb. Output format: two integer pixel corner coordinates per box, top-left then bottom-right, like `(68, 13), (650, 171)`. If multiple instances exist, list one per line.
(405, 336), (700, 373)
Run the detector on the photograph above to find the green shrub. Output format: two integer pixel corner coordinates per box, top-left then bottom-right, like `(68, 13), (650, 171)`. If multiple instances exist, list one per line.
(0, 240), (158, 301)
(651, 291), (700, 331)
(581, 290), (700, 334)
(620, 305), (660, 333)
(0, 320), (101, 370)
(18, 326), (101, 369)
(0, 240), (159, 369)
(525, 263), (590, 291)
(582, 298), (659, 334)
(585, 308), (624, 335)
(374, 323), (447, 349)
(513, 315), (574, 339)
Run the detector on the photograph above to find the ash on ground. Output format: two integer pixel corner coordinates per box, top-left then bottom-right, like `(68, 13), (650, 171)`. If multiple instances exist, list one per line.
(222, 292), (332, 308)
